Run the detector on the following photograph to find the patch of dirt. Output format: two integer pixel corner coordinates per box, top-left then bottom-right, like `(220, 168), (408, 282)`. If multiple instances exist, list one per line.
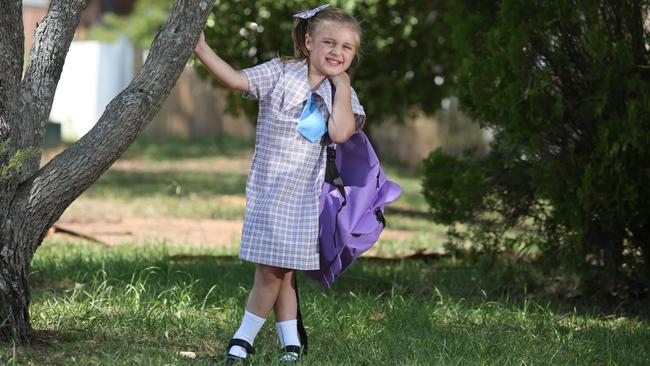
(111, 158), (250, 174)
(50, 215), (415, 248)
(377, 229), (416, 240)
(46, 151), (416, 249)
(217, 194), (247, 206)
(60, 198), (137, 221)
(50, 217), (243, 247)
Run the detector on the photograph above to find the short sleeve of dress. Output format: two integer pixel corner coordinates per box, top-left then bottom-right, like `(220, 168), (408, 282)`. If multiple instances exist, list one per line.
(350, 86), (366, 131)
(241, 58), (283, 101)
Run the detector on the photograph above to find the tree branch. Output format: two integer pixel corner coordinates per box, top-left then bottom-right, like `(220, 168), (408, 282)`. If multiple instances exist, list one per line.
(0, 0), (23, 129)
(9, 0), (213, 261)
(0, 0), (25, 223)
(20, 0), (89, 150)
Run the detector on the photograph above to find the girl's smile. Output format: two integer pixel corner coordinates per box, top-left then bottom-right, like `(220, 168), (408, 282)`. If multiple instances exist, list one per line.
(305, 20), (358, 80)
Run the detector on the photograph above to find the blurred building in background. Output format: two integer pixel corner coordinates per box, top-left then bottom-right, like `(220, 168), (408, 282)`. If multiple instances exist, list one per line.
(49, 35), (135, 141)
(23, 0), (253, 146)
(23, 0), (486, 170)
(23, 0), (134, 51)
(23, 0), (138, 141)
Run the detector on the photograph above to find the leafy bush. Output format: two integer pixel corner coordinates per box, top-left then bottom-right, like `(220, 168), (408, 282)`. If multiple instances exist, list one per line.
(197, 0), (454, 124)
(91, 0), (455, 125)
(422, 0), (650, 292)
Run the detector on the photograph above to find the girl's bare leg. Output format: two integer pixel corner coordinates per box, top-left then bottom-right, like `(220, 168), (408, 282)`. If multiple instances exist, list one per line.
(273, 270), (297, 321)
(246, 264), (291, 317)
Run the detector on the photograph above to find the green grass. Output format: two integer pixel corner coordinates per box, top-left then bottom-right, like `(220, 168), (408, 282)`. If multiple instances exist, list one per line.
(2, 242), (648, 365)
(382, 164), (430, 213)
(78, 171), (249, 220)
(121, 135), (255, 161)
(6, 137), (647, 364)
(57, 135), (447, 256)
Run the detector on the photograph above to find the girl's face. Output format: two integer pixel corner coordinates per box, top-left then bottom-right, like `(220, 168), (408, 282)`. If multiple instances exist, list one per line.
(305, 20), (359, 78)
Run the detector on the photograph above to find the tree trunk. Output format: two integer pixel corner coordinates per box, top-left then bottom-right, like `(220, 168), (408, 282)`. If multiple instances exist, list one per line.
(0, 0), (213, 342)
(582, 219), (625, 293)
(0, 258), (31, 342)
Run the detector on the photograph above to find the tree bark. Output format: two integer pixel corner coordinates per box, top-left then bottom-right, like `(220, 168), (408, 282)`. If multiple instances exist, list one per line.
(0, 257), (30, 341)
(19, 0), (91, 180)
(0, 0), (25, 212)
(0, 0), (213, 342)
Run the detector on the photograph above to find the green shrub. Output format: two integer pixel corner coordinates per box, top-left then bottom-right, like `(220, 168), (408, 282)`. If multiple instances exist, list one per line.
(422, 0), (650, 292)
(195, 0), (454, 124)
(91, 1), (455, 124)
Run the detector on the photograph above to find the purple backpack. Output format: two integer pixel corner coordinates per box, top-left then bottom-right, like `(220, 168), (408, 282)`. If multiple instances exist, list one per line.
(304, 131), (402, 288)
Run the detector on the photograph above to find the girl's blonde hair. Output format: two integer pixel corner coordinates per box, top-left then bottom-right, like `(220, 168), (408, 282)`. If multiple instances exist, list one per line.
(291, 6), (362, 61)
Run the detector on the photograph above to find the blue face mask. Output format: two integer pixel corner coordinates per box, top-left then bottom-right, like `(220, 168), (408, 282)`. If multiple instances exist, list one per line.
(297, 94), (327, 143)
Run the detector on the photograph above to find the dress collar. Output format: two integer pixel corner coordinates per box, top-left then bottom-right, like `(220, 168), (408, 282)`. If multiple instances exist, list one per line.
(282, 59), (333, 114)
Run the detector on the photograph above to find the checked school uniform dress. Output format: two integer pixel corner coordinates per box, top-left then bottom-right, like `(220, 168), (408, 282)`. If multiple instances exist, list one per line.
(239, 57), (366, 270)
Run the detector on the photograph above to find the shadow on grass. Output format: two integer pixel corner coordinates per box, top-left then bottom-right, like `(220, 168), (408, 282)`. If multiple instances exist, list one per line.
(84, 170), (248, 198)
(29, 247), (650, 323)
(121, 135), (255, 161)
(8, 243), (648, 364)
(6, 329), (223, 365)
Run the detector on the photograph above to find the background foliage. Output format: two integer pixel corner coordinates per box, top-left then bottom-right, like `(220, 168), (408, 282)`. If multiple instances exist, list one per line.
(90, 0), (650, 293)
(89, 0), (454, 126)
(200, 0), (454, 125)
(87, 0), (171, 49)
(422, 0), (650, 292)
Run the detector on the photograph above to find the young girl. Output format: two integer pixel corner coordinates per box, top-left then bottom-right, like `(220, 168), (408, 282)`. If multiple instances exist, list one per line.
(193, 4), (365, 364)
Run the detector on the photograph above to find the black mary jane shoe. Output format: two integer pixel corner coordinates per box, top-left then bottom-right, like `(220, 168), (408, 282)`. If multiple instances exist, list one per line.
(278, 345), (303, 363)
(224, 338), (256, 365)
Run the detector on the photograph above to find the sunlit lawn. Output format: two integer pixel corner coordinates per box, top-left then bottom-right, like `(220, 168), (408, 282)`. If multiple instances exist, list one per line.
(1, 136), (648, 365)
(56, 135), (447, 256)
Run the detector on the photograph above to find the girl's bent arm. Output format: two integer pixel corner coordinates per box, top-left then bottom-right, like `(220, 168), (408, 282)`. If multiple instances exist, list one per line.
(193, 35), (249, 92)
(328, 73), (356, 144)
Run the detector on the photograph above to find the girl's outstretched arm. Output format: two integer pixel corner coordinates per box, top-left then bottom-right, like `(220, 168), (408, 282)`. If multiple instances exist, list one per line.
(193, 32), (249, 92)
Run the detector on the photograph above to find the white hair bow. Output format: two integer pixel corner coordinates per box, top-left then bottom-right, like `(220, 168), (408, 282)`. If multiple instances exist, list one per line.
(293, 4), (331, 19)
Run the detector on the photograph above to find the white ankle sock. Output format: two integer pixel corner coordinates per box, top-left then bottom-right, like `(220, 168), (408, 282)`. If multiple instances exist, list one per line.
(229, 310), (266, 358)
(275, 319), (301, 348)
